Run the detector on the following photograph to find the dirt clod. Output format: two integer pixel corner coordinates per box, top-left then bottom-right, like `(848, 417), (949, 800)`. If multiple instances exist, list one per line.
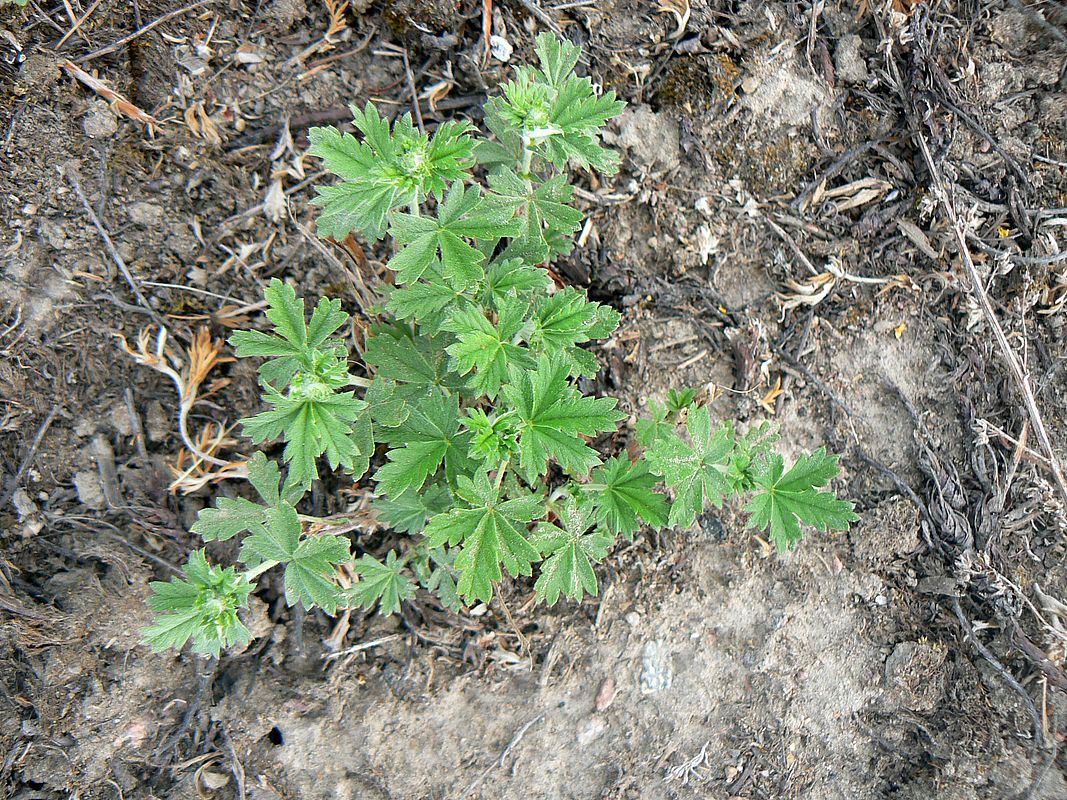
(885, 641), (949, 713)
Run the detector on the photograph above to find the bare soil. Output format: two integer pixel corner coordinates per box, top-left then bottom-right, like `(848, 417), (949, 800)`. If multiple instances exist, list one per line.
(2, 1), (1067, 799)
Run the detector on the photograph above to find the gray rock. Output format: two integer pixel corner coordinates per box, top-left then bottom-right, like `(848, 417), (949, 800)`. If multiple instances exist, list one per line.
(109, 403), (134, 437)
(37, 218), (67, 250)
(83, 100), (118, 139)
(885, 641), (947, 712)
(270, 0), (308, 27)
(640, 639), (673, 693)
(835, 34), (869, 84)
(575, 715), (606, 746)
(12, 489), (38, 520)
(742, 60), (829, 128)
(145, 400), (169, 443)
(74, 418), (98, 439)
(611, 105), (680, 172)
(127, 201), (164, 227)
(73, 470), (105, 510)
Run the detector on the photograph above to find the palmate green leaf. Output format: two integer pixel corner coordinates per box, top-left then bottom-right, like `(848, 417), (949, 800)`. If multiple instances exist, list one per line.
(241, 389), (367, 491)
(144, 550), (254, 656)
(667, 388), (697, 415)
(387, 183), (519, 287)
(374, 483), (452, 534)
(529, 288), (621, 376)
(309, 104), (474, 240)
(410, 546), (462, 612)
(374, 392), (475, 495)
(386, 266), (471, 332)
(483, 258), (554, 311)
(530, 500), (613, 605)
(646, 406), (736, 528)
(240, 503), (351, 614)
(724, 421), (779, 493)
(349, 412), (374, 484)
(364, 377), (410, 429)
(537, 36), (626, 174)
(286, 535), (352, 613)
(246, 450), (283, 506)
(635, 398), (672, 448)
(502, 356), (623, 482)
(488, 169), (585, 263)
(373, 440), (446, 497)
(424, 472), (542, 603)
(191, 497), (264, 542)
(745, 449), (858, 553)
(533, 33), (582, 88)
(590, 457), (668, 539)
(238, 505), (296, 570)
(349, 551), (414, 615)
(485, 32), (624, 175)
(463, 408), (520, 466)
(423, 561), (462, 612)
(190, 452), (305, 542)
(532, 288), (595, 348)
(364, 322), (465, 399)
(540, 77), (625, 173)
(444, 296), (536, 400)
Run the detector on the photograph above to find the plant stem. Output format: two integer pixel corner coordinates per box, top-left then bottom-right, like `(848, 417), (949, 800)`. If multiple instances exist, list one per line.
(244, 560), (279, 581)
(494, 456), (511, 491)
(519, 139), (535, 188)
(548, 486), (570, 504)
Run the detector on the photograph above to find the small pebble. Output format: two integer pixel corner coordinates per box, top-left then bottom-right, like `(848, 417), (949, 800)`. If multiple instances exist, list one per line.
(83, 100), (118, 139)
(576, 715), (606, 747)
(73, 470), (105, 510)
(595, 677), (617, 711)
(12, 489), (37, 519)
(109, 403), (134, 437)
(490, 35), (513, 62)
(640, 640), (673, 694)
(145, 400), (169, 443)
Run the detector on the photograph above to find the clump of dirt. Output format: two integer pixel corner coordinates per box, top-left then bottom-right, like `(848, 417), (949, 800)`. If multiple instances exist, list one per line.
(652, 53), (739, 112)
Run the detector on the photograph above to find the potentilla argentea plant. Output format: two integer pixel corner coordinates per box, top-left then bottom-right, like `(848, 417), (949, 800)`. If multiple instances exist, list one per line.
(145, 35), (858, 656)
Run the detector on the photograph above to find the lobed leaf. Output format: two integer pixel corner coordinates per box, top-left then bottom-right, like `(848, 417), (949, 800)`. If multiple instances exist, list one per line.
(745, 449), (858, 552)
(350, 551), (414, 615)
(144, 550), (254, 656)
(502, 356), (623, 482)
(423, 473), (542, 603)
(591, 457), (668, 539)
(646, 406), (735, 528)
(530, 500), (613, 604)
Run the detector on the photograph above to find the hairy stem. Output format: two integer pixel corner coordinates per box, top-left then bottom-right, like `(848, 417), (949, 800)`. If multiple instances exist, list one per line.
(494, 456), (511, 491)
(244, 559), (279, 581)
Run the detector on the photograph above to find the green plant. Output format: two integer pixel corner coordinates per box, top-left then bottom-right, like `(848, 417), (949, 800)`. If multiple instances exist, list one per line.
(146, 34), (858, 656)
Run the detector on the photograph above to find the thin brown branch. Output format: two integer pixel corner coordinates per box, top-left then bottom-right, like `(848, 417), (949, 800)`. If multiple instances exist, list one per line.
(913, 130), (1067, 507)
(75, 0), (211, 63)
(56, 0), (105, 49)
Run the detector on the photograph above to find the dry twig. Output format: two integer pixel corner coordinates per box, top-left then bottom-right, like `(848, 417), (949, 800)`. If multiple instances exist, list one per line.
(912, 133), (1067, 507)
(0, 406), (58, 511)
(63, 60), (159, 128)
(55, 0), (106, 50)
(66, 168), (167, 329)
(75, 0), (211, 63)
